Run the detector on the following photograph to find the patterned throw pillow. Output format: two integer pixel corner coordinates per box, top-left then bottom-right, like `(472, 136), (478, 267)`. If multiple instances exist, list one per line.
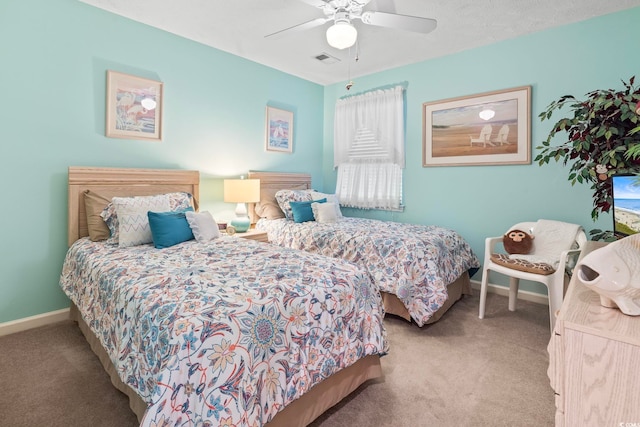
(275, 190), (313, 221)
(113, 195), (171, 247)
(101, 192), (194, 245)
(490, 253), (556, 275)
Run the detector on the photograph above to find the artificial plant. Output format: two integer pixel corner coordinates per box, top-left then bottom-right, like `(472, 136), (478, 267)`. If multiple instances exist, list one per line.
(536, 76), (640, 222)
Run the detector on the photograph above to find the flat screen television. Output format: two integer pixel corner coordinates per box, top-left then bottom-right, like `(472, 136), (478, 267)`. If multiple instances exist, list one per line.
(612, 174), (640, 236)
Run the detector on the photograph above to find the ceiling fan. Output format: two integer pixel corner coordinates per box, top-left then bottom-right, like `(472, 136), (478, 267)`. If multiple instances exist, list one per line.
(265, 0), (437, 50)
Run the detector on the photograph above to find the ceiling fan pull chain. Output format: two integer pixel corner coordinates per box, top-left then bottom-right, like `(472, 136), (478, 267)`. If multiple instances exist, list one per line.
(346, 44), (355, 91)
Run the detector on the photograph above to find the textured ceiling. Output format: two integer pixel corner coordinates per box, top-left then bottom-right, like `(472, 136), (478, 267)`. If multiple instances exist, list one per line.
(79, 0), (640, 85)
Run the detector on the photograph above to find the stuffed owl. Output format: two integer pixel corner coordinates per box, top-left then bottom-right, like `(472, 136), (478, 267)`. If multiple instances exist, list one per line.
(503, 229), (534, 254)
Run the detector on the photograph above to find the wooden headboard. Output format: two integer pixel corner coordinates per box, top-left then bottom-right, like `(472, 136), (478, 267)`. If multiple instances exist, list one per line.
(68, 166), (200, 246)
(247, 171), (311, 224)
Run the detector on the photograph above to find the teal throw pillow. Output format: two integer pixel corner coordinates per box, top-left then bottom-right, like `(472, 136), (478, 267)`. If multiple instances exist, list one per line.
(148, 207), (195, 249)
(289, 198), (326, 223)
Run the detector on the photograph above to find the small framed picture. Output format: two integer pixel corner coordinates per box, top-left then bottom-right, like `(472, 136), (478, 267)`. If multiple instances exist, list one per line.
(106, 70), (163, 141)
(265, 106), (293, 153)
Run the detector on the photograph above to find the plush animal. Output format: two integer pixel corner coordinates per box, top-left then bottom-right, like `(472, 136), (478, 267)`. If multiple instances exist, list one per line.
(503, 229), (534, 255)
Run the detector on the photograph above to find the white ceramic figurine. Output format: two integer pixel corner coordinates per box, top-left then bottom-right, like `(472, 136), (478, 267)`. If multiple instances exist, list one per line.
(576, 234), (640, 316)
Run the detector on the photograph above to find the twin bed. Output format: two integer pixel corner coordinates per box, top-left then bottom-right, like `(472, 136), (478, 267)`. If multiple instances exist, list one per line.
(61, 166), (479, 426)
(248, 171), (480, 327)
(61, 167), (388, 427)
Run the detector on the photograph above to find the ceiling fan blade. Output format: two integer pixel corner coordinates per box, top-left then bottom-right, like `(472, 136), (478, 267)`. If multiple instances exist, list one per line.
(360, 11), (437, 34)
(265, 17), (330, 39)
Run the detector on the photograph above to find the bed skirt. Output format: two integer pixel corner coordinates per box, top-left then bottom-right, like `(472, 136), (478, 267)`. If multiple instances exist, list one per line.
(380, 271), (472, 324)
(70, 304), (382, 426)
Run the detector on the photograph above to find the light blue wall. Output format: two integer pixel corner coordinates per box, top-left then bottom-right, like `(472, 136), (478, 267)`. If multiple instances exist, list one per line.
(2, 1), (638, 324)
(322, 8), (640, 294)
(0, 0), (324, 323)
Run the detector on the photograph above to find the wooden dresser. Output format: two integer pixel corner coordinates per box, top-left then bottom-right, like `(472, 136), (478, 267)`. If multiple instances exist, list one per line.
(548, 241), (640, 426)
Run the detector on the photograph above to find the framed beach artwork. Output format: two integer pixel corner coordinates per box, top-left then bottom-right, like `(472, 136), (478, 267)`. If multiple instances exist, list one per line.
(422, 86), (531, 167)
(106, 70), (163, 141)
(265, 106), (293, 153)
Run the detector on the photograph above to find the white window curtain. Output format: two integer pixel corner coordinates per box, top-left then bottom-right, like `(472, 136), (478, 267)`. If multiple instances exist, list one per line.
(334, 85), (405, 210)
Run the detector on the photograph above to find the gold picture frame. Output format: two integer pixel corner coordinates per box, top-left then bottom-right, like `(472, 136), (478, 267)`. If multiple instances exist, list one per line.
(265, 106), (293, 153)
(106, 70), (163, 141)
(422, 86), (531, 166)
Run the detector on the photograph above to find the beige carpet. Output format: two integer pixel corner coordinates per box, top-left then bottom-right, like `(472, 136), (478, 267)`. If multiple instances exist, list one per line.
(0, 292), (555, 427)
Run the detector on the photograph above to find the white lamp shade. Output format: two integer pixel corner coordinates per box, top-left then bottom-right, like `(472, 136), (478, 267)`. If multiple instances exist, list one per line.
(223, 179), (260, 203)
(326, 22), (357, 50)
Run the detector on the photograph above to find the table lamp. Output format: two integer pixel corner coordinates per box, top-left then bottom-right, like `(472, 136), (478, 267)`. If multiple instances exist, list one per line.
(223, 177), (260, 233)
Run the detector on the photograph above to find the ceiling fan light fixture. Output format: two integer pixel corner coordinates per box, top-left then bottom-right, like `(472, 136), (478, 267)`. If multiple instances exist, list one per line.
(326, 21), (357, 50)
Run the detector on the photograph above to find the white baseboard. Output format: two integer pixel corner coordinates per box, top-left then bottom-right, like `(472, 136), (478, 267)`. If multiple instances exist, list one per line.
(470, 279), (549, 306)
(0, 308), (70, 337)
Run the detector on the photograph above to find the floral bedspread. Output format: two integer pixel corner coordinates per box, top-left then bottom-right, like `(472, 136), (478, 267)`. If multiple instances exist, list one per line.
(60, 237), (387, 426)
(257, 218), (480, 327)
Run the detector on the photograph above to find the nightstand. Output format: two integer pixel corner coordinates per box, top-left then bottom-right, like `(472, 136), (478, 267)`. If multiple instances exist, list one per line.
(234, 228), (269, 243)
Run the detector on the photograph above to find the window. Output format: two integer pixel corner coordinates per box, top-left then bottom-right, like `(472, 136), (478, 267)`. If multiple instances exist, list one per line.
(334, 86), (405, 210)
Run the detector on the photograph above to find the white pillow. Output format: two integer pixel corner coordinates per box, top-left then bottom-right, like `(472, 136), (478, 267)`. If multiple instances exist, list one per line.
(185, 211), (221, 242)
(312, 202), (338, 223)
(310, 191), (342, 218)
(113, 195), (171, 247)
